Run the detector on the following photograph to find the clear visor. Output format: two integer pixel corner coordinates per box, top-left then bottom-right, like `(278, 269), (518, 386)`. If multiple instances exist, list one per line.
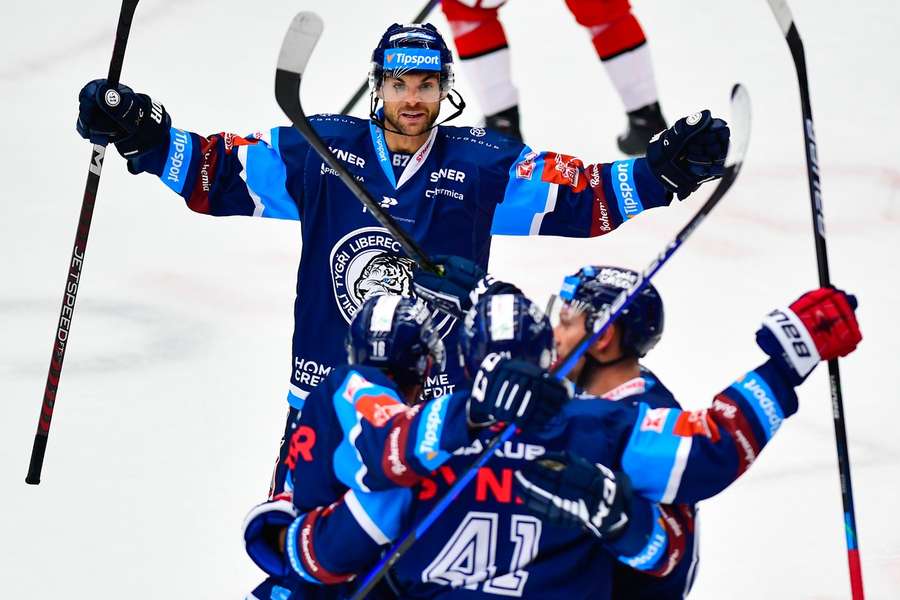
(545, 295), (592, 328)
(380, 74), (444, 103)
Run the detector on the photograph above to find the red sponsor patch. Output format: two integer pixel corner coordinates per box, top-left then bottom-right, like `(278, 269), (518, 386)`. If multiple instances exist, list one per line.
(640, 407), (670, 433)
(672, 409), (721, 442)
(297, 509), (355, 584)
(355, 392), (408, 427)
(223, 131), (261, 154)
(187, 135), (220, 215)
(541, 152), (587, 192)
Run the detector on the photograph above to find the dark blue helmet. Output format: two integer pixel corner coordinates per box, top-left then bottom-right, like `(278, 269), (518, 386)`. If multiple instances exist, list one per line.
(459, 293), (555, 377)
(346, 295), (446, 387)
(369, 23), (455, 98)
(560, 265), (664, 358)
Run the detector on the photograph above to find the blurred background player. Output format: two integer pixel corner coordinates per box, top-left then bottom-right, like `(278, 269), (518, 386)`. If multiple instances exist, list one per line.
(441, 0), (667, 153)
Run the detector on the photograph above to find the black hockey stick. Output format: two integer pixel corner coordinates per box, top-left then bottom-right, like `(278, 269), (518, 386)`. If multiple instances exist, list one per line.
(766, 1), (864, 597)
(26, 0), (140, 486)
(339, 0), (441, 115)
(351, 85), (752, 599)
(274, 12), (440, 275)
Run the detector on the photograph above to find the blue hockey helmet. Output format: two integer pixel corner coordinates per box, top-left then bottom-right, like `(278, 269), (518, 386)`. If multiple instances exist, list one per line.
(559, 265), (664, 358)
(369, 23), (455, 99)
(346, 294), (446, 387)
(459, 293), (555, 377)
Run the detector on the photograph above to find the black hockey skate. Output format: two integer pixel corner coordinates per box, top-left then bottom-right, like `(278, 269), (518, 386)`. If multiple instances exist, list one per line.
(484, 105), (523, 142)
(617, 102), (667, 156)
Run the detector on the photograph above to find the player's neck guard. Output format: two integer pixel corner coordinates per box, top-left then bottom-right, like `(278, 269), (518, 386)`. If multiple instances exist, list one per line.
(369, 90), (466, 137)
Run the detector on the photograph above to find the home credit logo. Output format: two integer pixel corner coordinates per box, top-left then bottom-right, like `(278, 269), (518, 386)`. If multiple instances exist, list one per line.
(384, 48), (441, 71)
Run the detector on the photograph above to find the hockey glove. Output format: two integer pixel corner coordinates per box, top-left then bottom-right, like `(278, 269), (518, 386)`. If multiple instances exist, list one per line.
(242, 496), (298, 578)
(514, 452), (631, 541)
(467, 353), (570, 430)
(646, 109), (730, 200)
(413, 255), (520, 315)
(756, 287), (862, 386)
(76, 78), (171, 158)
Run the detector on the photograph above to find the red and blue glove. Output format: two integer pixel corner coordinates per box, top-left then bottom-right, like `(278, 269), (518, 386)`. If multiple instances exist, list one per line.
(756, 287), (862, 386)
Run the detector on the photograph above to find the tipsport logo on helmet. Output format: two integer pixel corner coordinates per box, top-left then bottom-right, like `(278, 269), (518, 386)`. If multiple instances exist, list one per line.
(329, 227), (416, 323)
(383, 48), (442, 71)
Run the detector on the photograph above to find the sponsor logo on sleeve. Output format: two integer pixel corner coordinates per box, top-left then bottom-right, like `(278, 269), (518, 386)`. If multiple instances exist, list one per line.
(515, 150), (539, 180)
(611, 160), (644, 219)
(355, 391), (408, 427)
(540, 152), (587, 192)
(164, 128), (192, 193)
(672, 409), (721, 441)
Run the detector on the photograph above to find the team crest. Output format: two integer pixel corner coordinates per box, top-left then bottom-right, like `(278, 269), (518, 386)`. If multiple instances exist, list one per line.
(330, 227), (415, 323)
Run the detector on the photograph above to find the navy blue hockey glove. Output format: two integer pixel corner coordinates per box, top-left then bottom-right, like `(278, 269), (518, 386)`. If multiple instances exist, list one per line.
(467, 354), (570, 430)
(514, 452), (631, 541)
(646, 109), (730, 200)
(243, 496), (298, 578)
(413, 255), (521, 315)
(76, 78), (171, 158)
(756, 287), (862, 386)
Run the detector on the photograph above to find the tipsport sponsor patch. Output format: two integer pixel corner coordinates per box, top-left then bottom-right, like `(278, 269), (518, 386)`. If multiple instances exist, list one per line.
(611, 159), (644, 219)
(383, 48), (442, 71)
(164, 128), (192, 194)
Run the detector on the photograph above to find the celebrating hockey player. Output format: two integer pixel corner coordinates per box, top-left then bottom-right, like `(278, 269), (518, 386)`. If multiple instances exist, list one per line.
(242, 293), (570, 598)
(244, 264), (862, 598)
(441, 0), (667, 152)
(74, 21), (730, 496)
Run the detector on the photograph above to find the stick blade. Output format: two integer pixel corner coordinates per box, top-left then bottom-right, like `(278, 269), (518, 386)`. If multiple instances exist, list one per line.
(767, 0), (794, 34)
(725, 83), (752, 169)
(277, 12), (324, 76)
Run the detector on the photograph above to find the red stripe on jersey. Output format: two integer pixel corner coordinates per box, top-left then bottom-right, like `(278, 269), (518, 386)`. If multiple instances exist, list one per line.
(711, 393), (762, 476)
(382, 420), (420, 487)
(297, 507), (356, 585)
(647, 504), (693, 577)
(187, 134), (219, 215)
(589, 163), (614, 236)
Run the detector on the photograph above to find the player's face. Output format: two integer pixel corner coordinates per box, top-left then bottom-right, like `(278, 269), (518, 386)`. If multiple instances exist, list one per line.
(553, 304), (589, 379)
(381, 73), (441, 136)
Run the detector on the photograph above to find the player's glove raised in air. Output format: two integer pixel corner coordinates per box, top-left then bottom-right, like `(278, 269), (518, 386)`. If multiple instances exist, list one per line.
(514, 452), (632, 541)
(646, 109), (730, 200)
(76, 78), (171, 158)
(467, 354), (570, 431)
(413, 255), (521, 316)
(242, 495), (298, 578)
(757, 287), (862, 386)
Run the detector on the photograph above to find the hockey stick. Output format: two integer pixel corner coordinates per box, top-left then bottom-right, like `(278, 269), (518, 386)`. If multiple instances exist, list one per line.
(339, 0), (441, 115)
(274, 12), (440, 276)
(26, 0), (140, 486)
(766, 2), (865, 597)
(351, 84), (752, 599)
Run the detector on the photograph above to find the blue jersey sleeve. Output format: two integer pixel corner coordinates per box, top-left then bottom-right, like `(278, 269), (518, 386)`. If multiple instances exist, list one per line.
(127, 124), (308, 221)
(621, 360), (799, 504)
(490, 146), (671, 238)
(285, 487), (412, 585)
(308, 368), (472, 493)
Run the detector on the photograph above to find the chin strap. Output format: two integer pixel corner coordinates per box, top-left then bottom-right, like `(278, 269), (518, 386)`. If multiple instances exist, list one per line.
(575, 352), (633, 390)
(369, 89), (466, 136)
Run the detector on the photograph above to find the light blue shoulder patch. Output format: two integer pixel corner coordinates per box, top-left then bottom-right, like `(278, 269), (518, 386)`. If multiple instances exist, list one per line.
(492, 146), (553, 236)
(621, 403), (681, 501)
(244, 127), (300, 220)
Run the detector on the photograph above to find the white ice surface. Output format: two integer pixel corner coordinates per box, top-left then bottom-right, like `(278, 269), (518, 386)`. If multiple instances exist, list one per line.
(2, 0), (899, 597)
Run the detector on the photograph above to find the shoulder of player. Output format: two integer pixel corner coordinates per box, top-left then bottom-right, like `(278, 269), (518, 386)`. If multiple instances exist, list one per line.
(636, 369), (683, 409)
(277, 113), (369, 146)
(437, 124), (525, 163)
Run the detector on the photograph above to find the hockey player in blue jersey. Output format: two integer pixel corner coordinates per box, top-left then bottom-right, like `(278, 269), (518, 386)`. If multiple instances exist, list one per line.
(242, 292), (571, 598)
(247, 265), (862, 598)
(74, 20), (731, 494)
(540, 265), (699, 597)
